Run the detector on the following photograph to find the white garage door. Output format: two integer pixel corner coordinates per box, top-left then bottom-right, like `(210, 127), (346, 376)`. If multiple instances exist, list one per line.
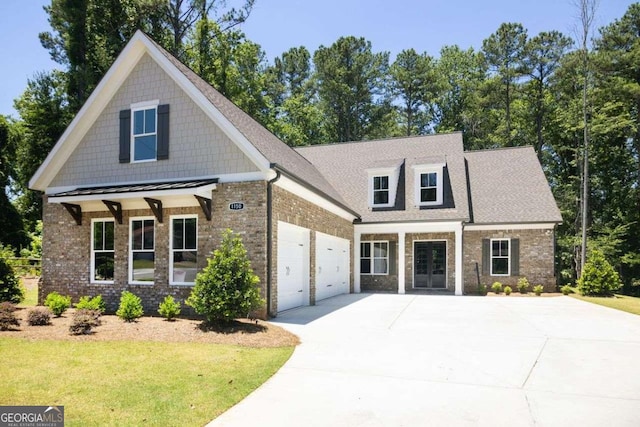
(315, 232), (350, 301)
(277, 222), (310, 312)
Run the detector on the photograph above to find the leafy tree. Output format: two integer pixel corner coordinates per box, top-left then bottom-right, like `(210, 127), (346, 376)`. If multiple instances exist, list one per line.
(389, 49), (437, 136)
(13, 71), (72, 230)
(313, 36), (392, 142)
(522, 31), (573, 156)
(433, 45), (487, 148)
(482, 22), (528, 145)
(0, 117), (27, 250)
(577, 249), (622, 296)
(187, 229), (263, 323)
(0, 251), (24, 304)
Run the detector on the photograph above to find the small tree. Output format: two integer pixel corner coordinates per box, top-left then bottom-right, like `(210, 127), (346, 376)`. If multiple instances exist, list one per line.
(116, 291), (144, 322)
(187, 229), (263, 323)
(0, 250), (24, 304)
(577, 249), (622, 296)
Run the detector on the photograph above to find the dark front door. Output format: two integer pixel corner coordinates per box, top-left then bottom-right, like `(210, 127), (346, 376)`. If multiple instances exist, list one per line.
(414, 241), (446, 288)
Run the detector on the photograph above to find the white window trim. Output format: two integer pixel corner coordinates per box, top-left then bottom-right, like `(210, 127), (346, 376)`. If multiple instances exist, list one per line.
(490, 238), (511, 276)
(129, 216), (156, 285)
(413, 163), (445, 207)
(131, 99), (160, 163)
(367, 167), (400, 208)
(361, 240), (390, 276)
(169, 214), (198, 286)
(90, 218), (115, 284)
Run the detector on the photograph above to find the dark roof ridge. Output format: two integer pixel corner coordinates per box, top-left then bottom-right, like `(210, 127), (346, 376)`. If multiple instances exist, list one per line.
(465, 145), (535, 153)
(297, 131), (464, 149)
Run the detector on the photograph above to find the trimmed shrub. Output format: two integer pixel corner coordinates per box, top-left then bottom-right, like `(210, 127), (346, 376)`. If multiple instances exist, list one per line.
(561, 285), (574, 295)
(504, 286), (512, 295)
(477, 284), (488, 296)
(577, 249), (622, 296)
(116, 291), (144, 322)
(44, 292), (72, 317)
(158, 295), (181, 321)
(69, 309), (101, 335)
(0, 252), (24, 304)
(517, 277), (530, 294)
(75, 295), (106, 313)
(533, 285), (544, 296)
(27, 307), (52, 326)
(0, 302), (20, 330)
(491, 282), (503, 294)
(187, 229), (264, 323)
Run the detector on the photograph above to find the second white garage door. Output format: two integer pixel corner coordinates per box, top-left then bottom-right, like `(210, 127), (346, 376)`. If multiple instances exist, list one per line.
(277, 222), (310, 312)
(315, 232), (350, 301)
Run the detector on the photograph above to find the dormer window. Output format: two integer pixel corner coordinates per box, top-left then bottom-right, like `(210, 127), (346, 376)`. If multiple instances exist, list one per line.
(413, 163), (445, 206)
(373, 176), (390, 205)
(367, 164), (401, 208)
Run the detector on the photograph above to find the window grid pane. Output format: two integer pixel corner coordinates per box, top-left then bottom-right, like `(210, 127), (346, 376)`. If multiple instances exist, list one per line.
(361, 242), (388, 275)
(491, 239), (510, 275)
(173, 219), (184, 250)
(92, 220), (114, 282)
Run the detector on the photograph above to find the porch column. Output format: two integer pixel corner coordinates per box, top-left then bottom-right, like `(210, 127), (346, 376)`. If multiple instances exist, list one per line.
(398, 232), (405, 294)
(455, 222), (463, 295)
(354, 231), (361, 293)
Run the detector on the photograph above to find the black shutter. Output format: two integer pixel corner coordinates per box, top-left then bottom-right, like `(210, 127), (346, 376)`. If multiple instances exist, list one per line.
(482, 238), (490, 275)
(157, 104), (170, 160)
(119, 109), (131, 163)
(511, 238), (520, 276)
(388, 241), (397, 275)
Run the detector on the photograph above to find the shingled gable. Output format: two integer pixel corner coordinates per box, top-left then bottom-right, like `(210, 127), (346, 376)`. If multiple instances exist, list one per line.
(29, 30), (353, 217)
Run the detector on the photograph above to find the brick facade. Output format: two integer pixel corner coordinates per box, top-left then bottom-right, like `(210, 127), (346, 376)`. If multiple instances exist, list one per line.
(270, 185), (354, 316)
(463, 228), (556, 293)
(40, 181), (269, 318)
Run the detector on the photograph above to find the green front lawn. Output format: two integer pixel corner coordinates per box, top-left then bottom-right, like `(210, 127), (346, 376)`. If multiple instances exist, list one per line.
(0, 338), (293, 426)
(570, 293), (640, 316)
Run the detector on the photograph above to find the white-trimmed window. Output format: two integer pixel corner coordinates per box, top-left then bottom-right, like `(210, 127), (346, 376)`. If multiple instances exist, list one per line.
(91, 219), (114, 283)
(129, 217), (155, 284)
(132, 101), (158, 162)
(361, 241), (389, 275)
(170, 215), (198, 285)
(367, 166), (400, 208)
(413, 164), (444, 206)
(491, 238), (510, 276)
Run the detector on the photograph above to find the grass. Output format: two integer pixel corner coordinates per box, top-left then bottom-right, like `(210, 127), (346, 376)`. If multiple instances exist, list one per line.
(571, 293), (640, 316)
(18, 280), (38, 307)
(0, 337), (294, 426)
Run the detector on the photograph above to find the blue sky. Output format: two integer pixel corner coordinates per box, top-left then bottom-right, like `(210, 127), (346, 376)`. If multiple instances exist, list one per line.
(0, 0), (635, 118)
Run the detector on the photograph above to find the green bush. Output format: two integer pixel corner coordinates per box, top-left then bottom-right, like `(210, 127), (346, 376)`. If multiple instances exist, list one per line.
(44, 292), (72, 317)
(158, 295), (181, 321)
(0, 251), (24, 304)
(577, 249), (622, 296)
(491, 282), (503, 294)
(477, 284), (488, 296)
(504, 286), (512, 295)
(187, 229), (264, 323)
(517, 277), (530, 294)
(561, 285), (574, 295)
(116, 291), (144, 322)
(0, 302), (20, 330)
(75, 295), (106, 313)
(27, 307), (52, 326)
(533, 285), (544, 296)
(69, 309), (101, 335)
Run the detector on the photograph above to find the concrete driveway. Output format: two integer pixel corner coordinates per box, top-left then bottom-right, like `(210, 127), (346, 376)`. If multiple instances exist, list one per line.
(210, 294), (640, 426)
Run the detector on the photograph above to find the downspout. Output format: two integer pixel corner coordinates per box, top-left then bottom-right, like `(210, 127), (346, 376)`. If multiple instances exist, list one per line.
(266, 169), (281, 318)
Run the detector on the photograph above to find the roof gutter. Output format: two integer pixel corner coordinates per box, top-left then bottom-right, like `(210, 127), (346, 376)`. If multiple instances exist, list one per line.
(266, 170), (281, 318)
(269, 163), (361, 220)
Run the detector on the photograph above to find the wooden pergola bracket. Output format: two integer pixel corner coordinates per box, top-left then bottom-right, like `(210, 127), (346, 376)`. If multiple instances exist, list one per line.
(194, 195), (212, 221)
(61, 203), (82, 226)
(102, 200), (123, 224)
(144, 197), (163, 223)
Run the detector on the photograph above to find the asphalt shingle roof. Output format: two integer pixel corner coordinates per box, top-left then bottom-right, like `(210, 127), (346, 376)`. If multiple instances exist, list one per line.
(144, 34), (350, 212)
(465, 147), (562, 224)
(297, 133), (471, 223)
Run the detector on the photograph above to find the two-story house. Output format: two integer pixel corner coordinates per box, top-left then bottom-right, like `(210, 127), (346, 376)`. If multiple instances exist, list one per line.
(29, 31), (562, 318)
